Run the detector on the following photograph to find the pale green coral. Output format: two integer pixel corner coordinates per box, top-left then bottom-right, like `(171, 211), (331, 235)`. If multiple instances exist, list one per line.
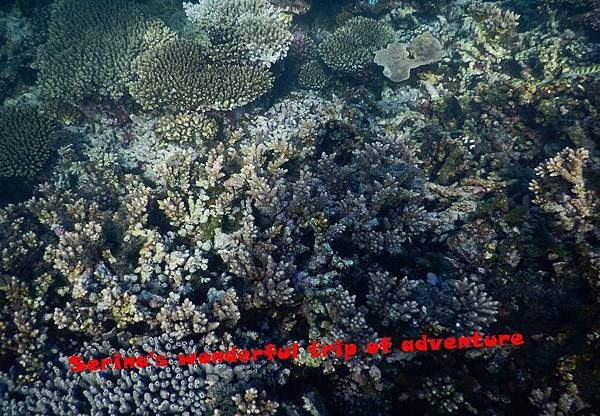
(36, 0), (176, 104)
(130, 39), (273, 112)
(319, 16), (395, 73)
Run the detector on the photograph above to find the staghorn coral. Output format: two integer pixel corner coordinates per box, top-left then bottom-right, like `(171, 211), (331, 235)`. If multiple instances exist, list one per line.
(183, 0), (292, 67)
(0, 108), (55, 178)
(319, 16), (395, 73)
(529, 147), (596, 238)
(36, 0), (175, 104)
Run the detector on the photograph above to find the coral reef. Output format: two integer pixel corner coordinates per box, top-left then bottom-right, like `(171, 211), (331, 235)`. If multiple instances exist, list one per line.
(0, 108), (55, 178)
(36, 0), (175, 105)
(1, 0), (600, 414)
(374, 32), (446, 82)
(319, 16), (395, 73)
(130, 38), (274, 112)
(183, 0), (293, 66)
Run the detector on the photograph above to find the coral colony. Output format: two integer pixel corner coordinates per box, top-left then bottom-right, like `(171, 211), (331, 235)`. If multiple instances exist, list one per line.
(0, 0), (599, 415)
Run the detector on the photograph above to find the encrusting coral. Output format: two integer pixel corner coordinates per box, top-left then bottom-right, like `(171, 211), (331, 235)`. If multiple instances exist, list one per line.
(130, 38), (274, 112)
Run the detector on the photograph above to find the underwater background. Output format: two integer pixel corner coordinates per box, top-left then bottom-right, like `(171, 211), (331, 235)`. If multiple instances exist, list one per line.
(1, 0), (599, 414)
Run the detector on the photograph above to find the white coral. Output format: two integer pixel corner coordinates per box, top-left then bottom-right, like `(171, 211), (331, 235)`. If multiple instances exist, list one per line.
(184, 0), (292, 66)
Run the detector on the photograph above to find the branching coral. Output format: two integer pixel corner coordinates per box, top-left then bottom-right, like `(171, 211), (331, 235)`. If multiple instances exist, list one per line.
(20, 174), (230, 337)
(529, 147), (596, 239)
(129, 39), (207, 112)
(155, 112), (218, 144)
(183, 0), (293, 67)
(2, 334), (277, 415)
(0, 206), (52, 380)
(36, 0), (175, 104)
(418, 376), (470, 414)
(232, 388), (279, 416)
(529, 147), (599, 299)
(467, 1), (520, 45)
(366, 271), (420, 327)
(153, 145), (238, 244)
(0, 108), (55, 178)
(319, 16), (395, 73)
(197, 63), (274, 111)
(298, 60), (329, 90)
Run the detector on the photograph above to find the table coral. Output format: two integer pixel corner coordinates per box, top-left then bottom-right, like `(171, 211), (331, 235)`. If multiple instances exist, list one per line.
(36, 0), (175, 105)
(130, 38), (274, 112)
